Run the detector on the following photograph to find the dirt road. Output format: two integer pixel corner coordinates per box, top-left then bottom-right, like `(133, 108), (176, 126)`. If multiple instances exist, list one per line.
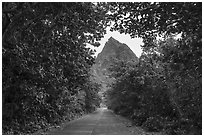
(46, 108), (148, 135)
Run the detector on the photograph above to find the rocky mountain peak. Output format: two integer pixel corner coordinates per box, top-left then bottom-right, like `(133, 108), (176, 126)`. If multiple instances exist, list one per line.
(91, 37), (139, 101)
(95, 37), (138, 65)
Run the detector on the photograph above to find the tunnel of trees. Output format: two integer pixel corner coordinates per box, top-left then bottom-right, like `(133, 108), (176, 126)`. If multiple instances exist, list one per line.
(2, 2), (202, 135)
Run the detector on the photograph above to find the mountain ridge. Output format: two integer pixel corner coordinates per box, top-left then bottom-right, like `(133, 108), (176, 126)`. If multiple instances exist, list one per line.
(91, 37), (139, 104)
(95, 37), (138, 66)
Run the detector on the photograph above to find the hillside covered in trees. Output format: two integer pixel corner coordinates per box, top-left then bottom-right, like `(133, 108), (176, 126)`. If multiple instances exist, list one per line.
(2, 2), (202, 135)
(91, 37), (138, 104)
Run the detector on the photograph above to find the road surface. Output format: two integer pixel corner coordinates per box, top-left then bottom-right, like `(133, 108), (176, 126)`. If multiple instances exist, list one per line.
(46, 108), (145, 135)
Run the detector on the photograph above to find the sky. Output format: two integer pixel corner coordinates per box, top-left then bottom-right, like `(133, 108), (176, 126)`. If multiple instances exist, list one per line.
(87, 28), (144, 58)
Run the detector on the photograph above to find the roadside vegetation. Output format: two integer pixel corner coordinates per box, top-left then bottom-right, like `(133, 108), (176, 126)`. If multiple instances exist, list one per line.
(106, 2), (202, 135)
(2, 3), (107, 134)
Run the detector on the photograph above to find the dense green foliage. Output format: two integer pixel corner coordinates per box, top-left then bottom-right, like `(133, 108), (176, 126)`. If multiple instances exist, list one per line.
(2, 2), (107, 134)
(106, 2), (201, 135)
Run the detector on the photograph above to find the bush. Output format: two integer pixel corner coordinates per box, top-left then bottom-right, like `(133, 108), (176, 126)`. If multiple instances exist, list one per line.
(131, 110), (148, 126)
(141, 115), (165, 132)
